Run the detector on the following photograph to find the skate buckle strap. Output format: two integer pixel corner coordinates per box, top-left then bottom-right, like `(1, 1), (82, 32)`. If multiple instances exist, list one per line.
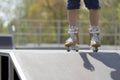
(90, 30), (100, 34)
(68, 25), (78, 33)
(89, 27), (100, 34)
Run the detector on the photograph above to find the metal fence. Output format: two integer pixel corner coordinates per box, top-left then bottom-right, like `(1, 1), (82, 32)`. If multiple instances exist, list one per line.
(12, 19), (120, 48)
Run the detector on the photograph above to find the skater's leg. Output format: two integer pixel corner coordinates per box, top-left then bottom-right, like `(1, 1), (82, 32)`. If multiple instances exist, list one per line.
(68, 9), (79, 43)
(89, 9), (101, 47)
(65, 0), (80, 47)
(65, 9), (80, 47)
(83, 0), (101, 47)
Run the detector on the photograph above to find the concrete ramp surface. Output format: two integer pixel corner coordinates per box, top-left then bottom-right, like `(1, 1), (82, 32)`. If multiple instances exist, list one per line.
(9, 50), (120, 80)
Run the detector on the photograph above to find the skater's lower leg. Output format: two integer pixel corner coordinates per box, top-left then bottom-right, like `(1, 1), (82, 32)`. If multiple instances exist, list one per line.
(65, 9), (79, 47)
(89, 9), (99, 27)
(68, 9), (79, 26)
(89, 9), (101, 47)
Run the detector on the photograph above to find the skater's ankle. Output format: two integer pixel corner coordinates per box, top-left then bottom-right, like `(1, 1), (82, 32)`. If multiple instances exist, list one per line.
(68, 24), (79, 33)
(89, 25), (100, 34)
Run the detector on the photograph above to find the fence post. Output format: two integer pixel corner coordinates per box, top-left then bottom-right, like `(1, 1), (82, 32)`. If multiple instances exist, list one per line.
(57, 20), (61, 44)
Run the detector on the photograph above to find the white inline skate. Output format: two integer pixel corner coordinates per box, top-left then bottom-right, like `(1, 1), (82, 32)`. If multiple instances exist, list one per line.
(89, 27), (101, 52)
(65, 25), (79, 52)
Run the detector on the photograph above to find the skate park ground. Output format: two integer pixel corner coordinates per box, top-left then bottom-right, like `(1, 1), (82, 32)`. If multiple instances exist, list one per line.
(0, 49), (120, 80)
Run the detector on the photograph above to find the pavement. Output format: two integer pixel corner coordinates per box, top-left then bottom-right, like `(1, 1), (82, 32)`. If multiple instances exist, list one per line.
(1, 49), (120, 80)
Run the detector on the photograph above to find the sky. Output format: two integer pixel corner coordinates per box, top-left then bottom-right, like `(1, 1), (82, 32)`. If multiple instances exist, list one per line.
(0, 0), (23, 26)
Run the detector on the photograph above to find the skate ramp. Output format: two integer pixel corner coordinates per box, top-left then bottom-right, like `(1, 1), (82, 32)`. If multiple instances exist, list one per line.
(10, 50), (120, 80)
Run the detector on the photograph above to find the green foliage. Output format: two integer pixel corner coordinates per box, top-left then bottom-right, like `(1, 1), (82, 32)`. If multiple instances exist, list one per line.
(117, 4), (120, 23)
(28, 3), (40, 18)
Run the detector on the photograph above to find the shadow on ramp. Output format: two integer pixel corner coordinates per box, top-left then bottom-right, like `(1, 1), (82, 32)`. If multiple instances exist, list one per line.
(79, 52), (120, 80)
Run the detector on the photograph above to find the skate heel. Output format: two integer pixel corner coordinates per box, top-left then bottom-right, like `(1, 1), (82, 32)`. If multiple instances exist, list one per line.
(65, 42), (75, 47)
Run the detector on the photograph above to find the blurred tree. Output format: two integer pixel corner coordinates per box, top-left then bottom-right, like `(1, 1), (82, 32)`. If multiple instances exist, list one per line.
(28, 3), (40, 18)
(22, 0), (66, 19)
(21, 0), (67, 43)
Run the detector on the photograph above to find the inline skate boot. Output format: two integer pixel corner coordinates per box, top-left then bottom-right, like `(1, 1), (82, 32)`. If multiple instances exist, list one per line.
(89, 27), (101, 52)
(65, 25), (79, 52)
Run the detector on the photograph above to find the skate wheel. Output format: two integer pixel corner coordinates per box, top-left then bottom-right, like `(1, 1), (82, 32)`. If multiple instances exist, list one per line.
(66, 47), (70, 52)
(76, 50), (79, 52)
(93, 47), (98, 52)
(67, 49), (70, 52)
